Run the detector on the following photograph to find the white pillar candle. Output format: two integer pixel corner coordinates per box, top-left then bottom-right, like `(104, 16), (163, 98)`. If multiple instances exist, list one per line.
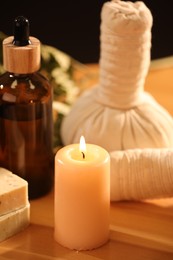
(54, 136), (110, 251)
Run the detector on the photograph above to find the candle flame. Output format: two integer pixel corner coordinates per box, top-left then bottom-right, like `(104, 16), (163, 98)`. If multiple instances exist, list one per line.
(79, 136), (86, 158)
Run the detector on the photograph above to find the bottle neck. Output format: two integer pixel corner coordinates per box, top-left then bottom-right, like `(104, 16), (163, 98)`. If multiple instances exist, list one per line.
(8, 72), (36, 78)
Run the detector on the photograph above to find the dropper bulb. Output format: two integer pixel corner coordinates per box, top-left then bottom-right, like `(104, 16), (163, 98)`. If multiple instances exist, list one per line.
(13, 16), (31, 46)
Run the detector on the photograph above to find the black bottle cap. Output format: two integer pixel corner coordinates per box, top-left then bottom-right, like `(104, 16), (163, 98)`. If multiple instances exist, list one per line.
(3, 16), (40, 73)
(12, 16), (31, 46)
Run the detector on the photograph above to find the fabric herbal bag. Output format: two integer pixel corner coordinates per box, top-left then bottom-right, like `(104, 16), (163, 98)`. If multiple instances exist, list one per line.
(60, 0), (173, 201)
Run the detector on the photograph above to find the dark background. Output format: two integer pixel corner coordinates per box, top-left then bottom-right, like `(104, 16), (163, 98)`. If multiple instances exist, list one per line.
(0, 1), (172, 64)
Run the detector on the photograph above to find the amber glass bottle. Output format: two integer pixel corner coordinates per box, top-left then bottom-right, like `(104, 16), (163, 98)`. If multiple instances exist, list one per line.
(0, 16), (53, 199)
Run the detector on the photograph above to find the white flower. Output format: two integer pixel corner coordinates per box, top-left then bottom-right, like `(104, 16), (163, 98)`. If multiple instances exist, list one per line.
(41, 44), (71, 71)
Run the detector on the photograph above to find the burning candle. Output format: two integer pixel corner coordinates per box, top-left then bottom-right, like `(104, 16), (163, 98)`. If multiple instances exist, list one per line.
(54, 136), (110, 251)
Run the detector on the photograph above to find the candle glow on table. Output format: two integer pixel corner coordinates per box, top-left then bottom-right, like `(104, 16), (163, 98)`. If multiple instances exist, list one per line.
(54, 136), (110, 251)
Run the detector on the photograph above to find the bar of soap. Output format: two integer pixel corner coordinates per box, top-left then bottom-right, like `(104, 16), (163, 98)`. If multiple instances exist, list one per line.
(0, 167), (28, 216)
(0, 203), (30, 242)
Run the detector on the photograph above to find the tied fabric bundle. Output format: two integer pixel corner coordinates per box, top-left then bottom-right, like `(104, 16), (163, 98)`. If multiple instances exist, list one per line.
(61, 0), (173, 201)
(110, 148), (173, 201)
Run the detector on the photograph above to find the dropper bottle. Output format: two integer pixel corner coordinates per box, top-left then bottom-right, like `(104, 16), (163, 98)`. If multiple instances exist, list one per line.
(0, 16), (53, 199)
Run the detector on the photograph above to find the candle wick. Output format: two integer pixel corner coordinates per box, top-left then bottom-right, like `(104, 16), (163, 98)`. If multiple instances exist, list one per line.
(81, 152), (85, 159)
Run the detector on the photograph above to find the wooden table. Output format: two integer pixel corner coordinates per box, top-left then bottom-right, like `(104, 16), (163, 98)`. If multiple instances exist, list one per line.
(1, 57), (173, 259)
